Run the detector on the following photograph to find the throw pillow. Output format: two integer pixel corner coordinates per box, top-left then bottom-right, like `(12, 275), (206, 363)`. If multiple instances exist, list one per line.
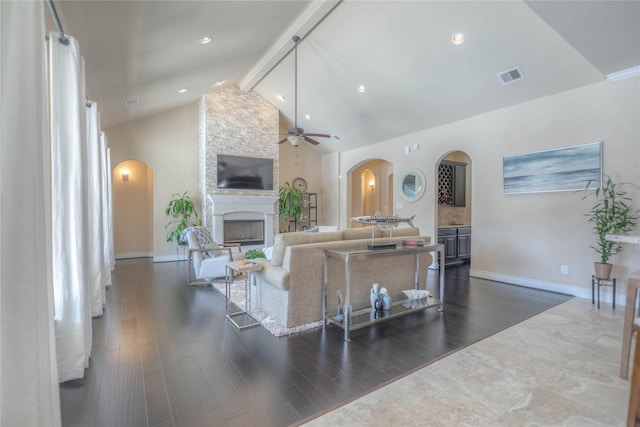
(181, 226), (213, 247)
(202, 242), (222, 257)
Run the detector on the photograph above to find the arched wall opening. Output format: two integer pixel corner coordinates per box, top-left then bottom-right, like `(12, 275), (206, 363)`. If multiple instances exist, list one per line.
(435, 150), (472, 265)
(348, 159), (393, 226)
(113, 160), (154, 259)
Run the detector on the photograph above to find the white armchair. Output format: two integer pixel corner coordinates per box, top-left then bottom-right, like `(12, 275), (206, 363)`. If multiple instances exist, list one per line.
(184, 228), (244, 286)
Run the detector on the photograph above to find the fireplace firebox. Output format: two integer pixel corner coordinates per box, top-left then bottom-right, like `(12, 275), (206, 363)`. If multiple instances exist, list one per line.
(224, 220), (265, 246)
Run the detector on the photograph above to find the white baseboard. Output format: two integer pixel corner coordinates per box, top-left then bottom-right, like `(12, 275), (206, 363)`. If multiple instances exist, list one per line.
(469, 269), (626, 307)
(115, 252), (153, 260)
(152, 255), (187, 263)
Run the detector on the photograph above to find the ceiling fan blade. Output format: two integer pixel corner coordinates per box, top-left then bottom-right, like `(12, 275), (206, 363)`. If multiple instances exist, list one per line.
(305, 133), (331, 138)
(278, 137), (288, 144)
(304, 136), (320, 145)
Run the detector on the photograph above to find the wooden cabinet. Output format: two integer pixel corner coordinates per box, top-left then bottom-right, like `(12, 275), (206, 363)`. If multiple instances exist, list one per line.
(289, 192), (317, 232)
(438, 226), (471, 266)
(438, 161), (467, 207)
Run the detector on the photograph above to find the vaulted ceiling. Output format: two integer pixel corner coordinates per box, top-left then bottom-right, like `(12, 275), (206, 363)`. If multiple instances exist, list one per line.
(50, 0), (640, 154)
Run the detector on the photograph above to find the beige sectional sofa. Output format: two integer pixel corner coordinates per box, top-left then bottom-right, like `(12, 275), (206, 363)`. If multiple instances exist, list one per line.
(252, 226), (433, 328)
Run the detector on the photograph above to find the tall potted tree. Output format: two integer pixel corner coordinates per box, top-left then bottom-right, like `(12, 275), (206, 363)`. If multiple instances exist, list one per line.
(584, 175), (640, 279)
(165, 191), (202, 244)
(279, 181), (303, 232)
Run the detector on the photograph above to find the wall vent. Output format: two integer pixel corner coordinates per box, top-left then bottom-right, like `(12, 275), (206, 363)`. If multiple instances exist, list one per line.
(497, 67), (523, 85)
(124, 98), (140, 107)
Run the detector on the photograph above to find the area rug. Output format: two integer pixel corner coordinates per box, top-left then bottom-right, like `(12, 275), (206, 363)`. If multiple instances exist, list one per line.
(210, 277), (324, 337)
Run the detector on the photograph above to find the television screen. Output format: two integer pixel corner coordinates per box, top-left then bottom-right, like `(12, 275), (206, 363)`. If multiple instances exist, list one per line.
(217, 154), (274, 190)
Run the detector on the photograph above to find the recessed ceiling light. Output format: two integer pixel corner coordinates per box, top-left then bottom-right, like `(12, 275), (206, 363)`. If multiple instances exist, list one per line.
(452, 33), (465, 45)
(357, 85), (366, 93)
(277, 94), (286, 101)
(214, 80), (224, 86)
(178, 88), (188, 94)
(199, 36), (212, 44)
(304, 114), (311, 120)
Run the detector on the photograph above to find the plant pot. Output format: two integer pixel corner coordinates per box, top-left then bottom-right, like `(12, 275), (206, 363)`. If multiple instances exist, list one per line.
(594, 262), (613, 280)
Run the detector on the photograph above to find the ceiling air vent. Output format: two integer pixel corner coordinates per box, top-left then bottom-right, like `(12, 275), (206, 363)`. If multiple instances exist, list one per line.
(497, 67), (523, 85)
(124, 98), (140, 107)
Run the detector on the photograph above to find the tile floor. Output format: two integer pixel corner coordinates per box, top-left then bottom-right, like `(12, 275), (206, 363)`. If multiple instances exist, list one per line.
(304, 298), (631, 426)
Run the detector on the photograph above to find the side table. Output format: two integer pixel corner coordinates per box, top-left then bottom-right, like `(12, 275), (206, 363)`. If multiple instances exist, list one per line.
(621, 272), (640, 379)
(591, 275), (616, 309)
(225, 260), (263, 330)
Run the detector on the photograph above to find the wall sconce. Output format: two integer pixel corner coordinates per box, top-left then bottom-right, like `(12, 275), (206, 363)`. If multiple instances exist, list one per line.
(369, 182), (375, 191)
(121, 168), (129, 182)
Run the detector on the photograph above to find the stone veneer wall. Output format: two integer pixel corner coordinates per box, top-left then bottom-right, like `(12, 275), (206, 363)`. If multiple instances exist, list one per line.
(199, 85), (279, 226)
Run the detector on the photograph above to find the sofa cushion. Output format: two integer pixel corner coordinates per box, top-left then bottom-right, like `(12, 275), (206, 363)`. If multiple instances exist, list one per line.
(270, 230), (343, 267)
(380, 226), (420, 238)
(341, 226), (381, 240)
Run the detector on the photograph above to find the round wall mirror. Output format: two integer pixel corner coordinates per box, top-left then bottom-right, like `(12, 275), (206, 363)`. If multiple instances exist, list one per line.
(399, 168), (426, 202)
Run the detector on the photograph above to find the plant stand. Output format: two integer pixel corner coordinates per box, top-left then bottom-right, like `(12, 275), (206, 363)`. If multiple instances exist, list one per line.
(591, 275), (616, 309)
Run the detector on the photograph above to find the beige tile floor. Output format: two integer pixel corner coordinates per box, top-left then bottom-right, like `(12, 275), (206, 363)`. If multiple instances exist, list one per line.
(305, 297), (631, 426)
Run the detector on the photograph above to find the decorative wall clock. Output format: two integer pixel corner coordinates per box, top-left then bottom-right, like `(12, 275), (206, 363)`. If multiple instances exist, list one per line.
(292, 177), (307, 192)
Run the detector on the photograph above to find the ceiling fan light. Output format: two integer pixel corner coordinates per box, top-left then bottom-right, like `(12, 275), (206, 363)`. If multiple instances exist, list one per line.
(287, 135), (304, 147)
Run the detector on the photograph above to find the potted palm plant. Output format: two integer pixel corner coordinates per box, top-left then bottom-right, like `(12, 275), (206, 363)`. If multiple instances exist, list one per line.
(278, 181), (303, 232)
(584, 175), (640, 279)
(165, 191), (202, 244)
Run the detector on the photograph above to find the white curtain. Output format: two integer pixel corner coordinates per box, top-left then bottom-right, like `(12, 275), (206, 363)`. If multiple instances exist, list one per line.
(49, 32), (93, 382)
(0, 1), (62, 425)
(107, 146), (115, 271)
(101, 133), (115, 282)
(86, 101), (105, 315)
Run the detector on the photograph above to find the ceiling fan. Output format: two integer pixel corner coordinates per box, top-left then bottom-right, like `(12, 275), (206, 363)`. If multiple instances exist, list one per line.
(278, 36), (331, 147)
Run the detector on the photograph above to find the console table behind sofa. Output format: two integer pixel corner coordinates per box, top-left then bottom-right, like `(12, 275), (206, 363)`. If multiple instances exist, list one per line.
(252, 226), (432, 329)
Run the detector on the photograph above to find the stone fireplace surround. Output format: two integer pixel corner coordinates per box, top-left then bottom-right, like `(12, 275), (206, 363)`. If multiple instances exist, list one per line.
(208, 194), (278, 248)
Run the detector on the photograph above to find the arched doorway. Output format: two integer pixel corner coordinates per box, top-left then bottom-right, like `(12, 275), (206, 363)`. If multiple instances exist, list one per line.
(348, 159), (393, 226)
(436, 151), (472, 266)
(113, 160), (154, 259)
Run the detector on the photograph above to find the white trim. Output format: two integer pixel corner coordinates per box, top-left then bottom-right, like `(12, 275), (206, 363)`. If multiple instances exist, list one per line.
(115, 252), (153, 260)
(607, 65), (640, 82)
(470, 269), (626, 306)
(152, 254), (183, 263)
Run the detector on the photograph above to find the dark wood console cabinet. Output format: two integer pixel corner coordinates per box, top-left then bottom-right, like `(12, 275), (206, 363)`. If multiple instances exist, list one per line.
(438, 226), (471, 265)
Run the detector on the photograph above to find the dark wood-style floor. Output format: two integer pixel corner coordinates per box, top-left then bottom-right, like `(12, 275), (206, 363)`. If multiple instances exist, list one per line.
(59, 259), (571, 427)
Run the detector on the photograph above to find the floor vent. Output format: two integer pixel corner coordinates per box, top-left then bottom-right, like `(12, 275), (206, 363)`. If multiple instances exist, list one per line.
(497, 67), (523, 85)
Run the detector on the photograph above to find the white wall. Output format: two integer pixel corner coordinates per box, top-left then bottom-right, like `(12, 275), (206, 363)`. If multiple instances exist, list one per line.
(325, 78), (640, 299)
(106, 102), (200, 261)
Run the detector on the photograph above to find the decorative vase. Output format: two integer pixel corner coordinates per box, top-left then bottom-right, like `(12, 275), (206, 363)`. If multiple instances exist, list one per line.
(371, 284), (380, 309)
(594, 262), (613, 280)
(383, 293), (392, 310)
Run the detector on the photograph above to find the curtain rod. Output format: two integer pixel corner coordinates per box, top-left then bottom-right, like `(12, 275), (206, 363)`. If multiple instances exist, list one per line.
(46, 0), (69, 45)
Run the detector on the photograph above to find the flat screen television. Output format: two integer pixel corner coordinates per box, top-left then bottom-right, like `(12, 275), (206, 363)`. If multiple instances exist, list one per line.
(217, 154), (274, 190)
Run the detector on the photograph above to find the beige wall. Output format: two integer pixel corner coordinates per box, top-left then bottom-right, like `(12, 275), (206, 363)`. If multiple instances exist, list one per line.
(106, 102), (200, 261)
(324, 78), (640, 298)
(112, 160), (154, 258)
